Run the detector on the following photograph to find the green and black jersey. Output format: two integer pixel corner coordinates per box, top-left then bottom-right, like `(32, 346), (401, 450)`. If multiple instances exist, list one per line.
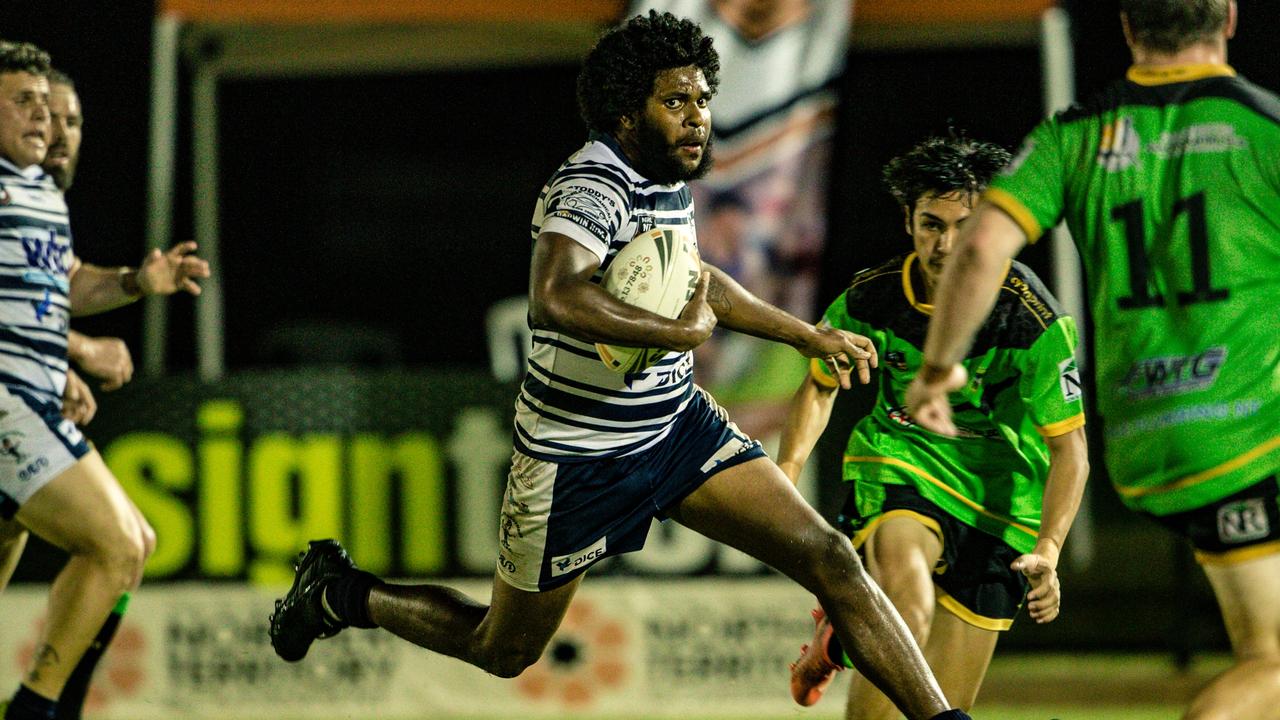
(988, 64), (1280, 516)
(813, 253), (1084, 553)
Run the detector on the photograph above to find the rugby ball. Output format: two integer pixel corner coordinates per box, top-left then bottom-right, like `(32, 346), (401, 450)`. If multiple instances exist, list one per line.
(596, 228), (701, 373)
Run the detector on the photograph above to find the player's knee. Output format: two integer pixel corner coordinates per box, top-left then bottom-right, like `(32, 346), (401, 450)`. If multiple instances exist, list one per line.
(79, 521), (147, 592)
(807, 527), (866, 588)
(138, 517), (158, 562)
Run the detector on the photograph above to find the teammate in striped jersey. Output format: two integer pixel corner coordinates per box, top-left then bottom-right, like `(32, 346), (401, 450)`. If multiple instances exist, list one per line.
(271, 12), (969, 720)
(0, 46), (208, 720)
(907, 2), (1280, 718)
(0, 68), (162, 720)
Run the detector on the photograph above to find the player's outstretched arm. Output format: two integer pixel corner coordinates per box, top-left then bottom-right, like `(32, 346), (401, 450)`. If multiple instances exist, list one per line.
(68, 242), (211, 316)
(776, 372), (839, 484)
(1014, 426), (1089, 624)
(701, 263), (876, 388)
(67, 330), (134, 391)
(909, 204), (1027, 433)
(529, 231), (716, 351)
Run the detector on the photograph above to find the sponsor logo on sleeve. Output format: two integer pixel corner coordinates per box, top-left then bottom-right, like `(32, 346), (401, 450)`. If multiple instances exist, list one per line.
(1001, 138), (1036, 176)
(1059, 358), (1083, 403)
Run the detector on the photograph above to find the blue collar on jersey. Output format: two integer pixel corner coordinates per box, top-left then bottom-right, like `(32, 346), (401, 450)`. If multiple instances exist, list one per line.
(588, 131), (640, 171)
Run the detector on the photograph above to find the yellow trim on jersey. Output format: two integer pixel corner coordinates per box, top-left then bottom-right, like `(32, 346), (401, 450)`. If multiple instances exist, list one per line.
(844, 455), (1038, 539)
(1115, 435), (1280, 499)
(1036, 413), (1085, 438)
(1126, 63), (1236, 86)
(1196, 539), (1280, 567)
(984, 188), (1044, 244)
(901, 253), (934, 315)
(936, 588), (1014, 631)
(809, 357), (840, 388)
(849, 509), (944, 551)
(998, 285), (1050, 331)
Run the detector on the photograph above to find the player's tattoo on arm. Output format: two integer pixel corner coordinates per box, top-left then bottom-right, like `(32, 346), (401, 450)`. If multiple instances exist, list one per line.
(26, 643), (60, 684)
(706, 274), (732, 314)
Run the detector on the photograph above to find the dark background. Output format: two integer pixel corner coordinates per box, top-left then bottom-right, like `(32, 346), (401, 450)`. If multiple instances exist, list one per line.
(7, 1), (1277, 370)
(6, 0), (1279, 653)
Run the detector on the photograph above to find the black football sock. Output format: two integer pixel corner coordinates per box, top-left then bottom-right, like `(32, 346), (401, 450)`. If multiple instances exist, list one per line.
(929, 711), (972, 720)
(54, 594), (129, 720)
(5, 685), (56, 720)
(321, 570), (383, 629)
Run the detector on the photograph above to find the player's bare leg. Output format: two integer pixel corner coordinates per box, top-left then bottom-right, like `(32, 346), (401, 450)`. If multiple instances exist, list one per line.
(0, 519), (28, 592)
(1185, 553), (1280, 720)
(846, 517), (944, 720)
(368, 572), (584, 677)
(11, 451), (147, 700)
(668, 457), (950, 720)
(920, 607), (997, 712)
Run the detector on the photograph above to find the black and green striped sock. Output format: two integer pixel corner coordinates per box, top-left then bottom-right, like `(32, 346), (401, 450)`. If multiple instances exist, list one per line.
(54, 593), (129, 720)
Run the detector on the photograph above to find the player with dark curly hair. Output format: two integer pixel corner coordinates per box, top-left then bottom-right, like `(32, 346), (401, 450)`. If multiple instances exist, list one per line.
(780, 135), (1089, 717)
(271, 12), (969, 720)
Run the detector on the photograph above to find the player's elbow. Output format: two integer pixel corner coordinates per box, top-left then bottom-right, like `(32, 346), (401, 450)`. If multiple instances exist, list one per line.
(527, 281), (569, 332)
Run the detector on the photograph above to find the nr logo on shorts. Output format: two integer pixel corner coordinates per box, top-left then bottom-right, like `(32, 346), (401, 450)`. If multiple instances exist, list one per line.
(551, 537), (607, 577)
(1217, 498), (1270, 544)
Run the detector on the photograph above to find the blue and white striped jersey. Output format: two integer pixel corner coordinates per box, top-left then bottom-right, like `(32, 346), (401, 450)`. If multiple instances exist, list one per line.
(0, 158), (72, 408)
(516, 134), (699, 460)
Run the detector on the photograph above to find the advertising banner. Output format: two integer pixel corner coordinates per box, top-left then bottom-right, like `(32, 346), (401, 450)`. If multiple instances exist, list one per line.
(0, 579), (816, 719)
(15, 369), (828, 585)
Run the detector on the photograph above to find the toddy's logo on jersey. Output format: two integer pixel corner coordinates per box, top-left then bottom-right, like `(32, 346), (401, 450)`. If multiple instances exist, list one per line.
(1059, 358), (1082, 403)
(545, 184), (618, 240)
(555, 185), (617, 226)
(1119, 346), (1226, 398)
(1217, 498), (1270, 544)
(1097, 116), (1140, 171)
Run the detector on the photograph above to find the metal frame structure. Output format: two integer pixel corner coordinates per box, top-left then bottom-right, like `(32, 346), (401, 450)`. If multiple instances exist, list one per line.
(146, 5), (1080, 381)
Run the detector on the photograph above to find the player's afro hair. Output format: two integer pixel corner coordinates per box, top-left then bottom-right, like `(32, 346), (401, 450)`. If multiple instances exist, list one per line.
(577, 10), (720, 135)
(883, 136), (1011, 213)
(0, 40), (50, 77)
(1120, 0), (1229, 54)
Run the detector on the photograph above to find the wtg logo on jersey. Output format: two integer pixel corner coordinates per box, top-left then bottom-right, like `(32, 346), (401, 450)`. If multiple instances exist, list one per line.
(1118, 346), (1226, 398)
(1097, 116), (1140, 171)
